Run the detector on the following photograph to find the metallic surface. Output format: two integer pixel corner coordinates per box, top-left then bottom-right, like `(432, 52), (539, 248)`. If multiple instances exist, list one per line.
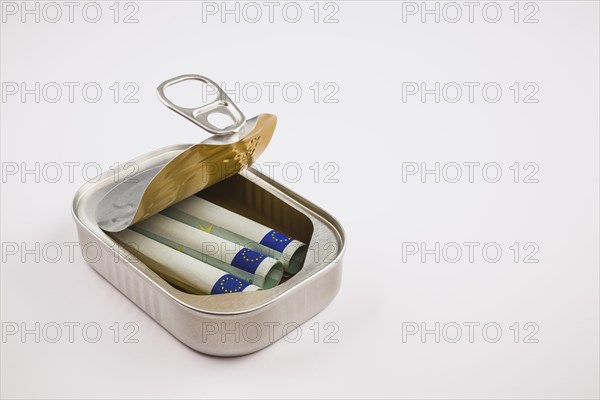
(96, 114), (276, 232)
(72, 145), (345, 356)
(157, 74), (247, 135)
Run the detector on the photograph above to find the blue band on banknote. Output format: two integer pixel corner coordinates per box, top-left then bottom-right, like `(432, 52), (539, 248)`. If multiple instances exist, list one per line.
(260, 230), (293, 252)
(230, 248), (265, 274)
(211, 274), (250, 294)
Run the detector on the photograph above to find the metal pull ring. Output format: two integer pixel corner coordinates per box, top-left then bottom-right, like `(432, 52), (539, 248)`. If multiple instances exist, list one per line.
(157, 74), (246, 136)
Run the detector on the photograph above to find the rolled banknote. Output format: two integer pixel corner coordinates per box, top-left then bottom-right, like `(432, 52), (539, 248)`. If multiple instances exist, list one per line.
(132, 214), (283, 289)
(165, 197), (307, 274)
(111, 229), (259, 295)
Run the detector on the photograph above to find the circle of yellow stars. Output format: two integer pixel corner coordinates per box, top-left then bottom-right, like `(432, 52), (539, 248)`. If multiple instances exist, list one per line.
(270, 231), (291, 243)
(240, 248), (264, 263)
(219, 276), (245, 293)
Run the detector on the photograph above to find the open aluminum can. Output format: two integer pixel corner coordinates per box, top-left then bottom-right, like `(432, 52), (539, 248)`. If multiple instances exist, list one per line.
(71, 75), (345, 356)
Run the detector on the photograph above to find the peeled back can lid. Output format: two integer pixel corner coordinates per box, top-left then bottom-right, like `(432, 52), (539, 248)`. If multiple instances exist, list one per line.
(95, 74), (277, 232)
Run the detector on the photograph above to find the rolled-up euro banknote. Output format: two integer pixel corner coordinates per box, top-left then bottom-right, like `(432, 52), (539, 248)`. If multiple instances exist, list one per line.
(112, 229), (259, 295)
(166, 197), (307, 274)
(132, 214), (283, 289)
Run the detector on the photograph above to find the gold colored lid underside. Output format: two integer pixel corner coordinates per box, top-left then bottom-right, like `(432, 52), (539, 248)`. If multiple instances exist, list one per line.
(130, 113), (277, 226)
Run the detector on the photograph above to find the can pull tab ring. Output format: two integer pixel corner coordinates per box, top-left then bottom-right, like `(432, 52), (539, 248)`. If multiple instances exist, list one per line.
(157, 74), (246, 136)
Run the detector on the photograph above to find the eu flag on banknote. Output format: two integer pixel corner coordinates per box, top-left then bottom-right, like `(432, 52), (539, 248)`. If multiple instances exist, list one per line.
(230, 248), (266, 274)
(211, 274), (251, 294)
(260, 230), (293, 252)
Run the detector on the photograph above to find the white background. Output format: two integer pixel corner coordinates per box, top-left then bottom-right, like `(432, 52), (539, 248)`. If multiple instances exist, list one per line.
(1, 1), (599, 398)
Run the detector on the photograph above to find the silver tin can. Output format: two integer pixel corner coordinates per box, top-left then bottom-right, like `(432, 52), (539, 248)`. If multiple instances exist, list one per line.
(72, 77), (345, 355)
